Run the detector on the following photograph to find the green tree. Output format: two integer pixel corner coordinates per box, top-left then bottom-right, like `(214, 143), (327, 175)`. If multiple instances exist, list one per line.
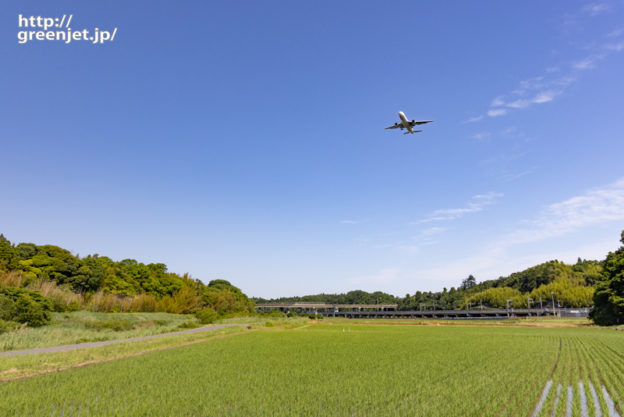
(461, 275), (477, 290)
(590, 231), (624, 326)
(0, 234), (18, 271)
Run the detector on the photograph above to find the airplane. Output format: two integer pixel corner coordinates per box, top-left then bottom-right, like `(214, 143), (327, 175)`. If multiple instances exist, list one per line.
(385, 111), (433, 134)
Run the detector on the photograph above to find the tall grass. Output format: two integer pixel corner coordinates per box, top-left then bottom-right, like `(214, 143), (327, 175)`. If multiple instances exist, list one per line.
(0, 311), (201, 351)
(0, 271), (202, 314)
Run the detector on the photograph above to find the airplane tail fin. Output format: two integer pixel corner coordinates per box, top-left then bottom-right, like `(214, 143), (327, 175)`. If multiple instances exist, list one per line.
(404, 130), (422, 135)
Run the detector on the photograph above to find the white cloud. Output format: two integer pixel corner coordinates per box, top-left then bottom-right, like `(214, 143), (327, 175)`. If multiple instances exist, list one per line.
(605, 41), (624, 51)
(582, 2), (611, 16)
(421, 226), (447, 236)
(532, 90), (558, 103)
(574, 57), (597, 70)
(500, 167), (536, 183)
(490, 96), (505, 107)
(465, 115), (483, 123)
(477, 26), (623, 119)
(401, 178), (624, 291)
(419, 192), (503, 223)
(506, 99), (530, 109)
(505, 177), (624, 245)
(607, 27), (624, 38)
(487, 109), (507, 117)
(472, 131), (490, 141)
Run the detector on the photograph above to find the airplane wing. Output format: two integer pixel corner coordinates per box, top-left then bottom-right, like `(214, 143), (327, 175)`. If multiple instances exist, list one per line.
(408, 120), (433, 127)
(385, 123), (402, 130)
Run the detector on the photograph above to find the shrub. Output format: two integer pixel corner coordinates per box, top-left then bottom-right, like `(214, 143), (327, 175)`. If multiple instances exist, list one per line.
(195, 308), (218, 324)
(0, 319), (19, 334)
(0, 287), (52, 327)
(14, 293), (51, 327)
(0, 294), (17, 321)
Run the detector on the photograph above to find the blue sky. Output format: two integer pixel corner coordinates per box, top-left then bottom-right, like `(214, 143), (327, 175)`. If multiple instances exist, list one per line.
(2, 1), (624, 298)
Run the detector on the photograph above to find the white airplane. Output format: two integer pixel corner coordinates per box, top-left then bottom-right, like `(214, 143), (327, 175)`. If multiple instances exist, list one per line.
(385, 111), (433, 134)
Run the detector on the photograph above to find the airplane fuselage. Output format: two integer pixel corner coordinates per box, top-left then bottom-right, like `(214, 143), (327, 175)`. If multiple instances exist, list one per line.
(398, 111), (414, 133)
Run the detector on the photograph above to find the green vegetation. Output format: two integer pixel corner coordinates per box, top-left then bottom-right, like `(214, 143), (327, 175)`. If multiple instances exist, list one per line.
(257, 259), (600, 310)
(0, 234), (255, 327)
(195, 308), (217, 324)
(0, 323), (248, 381)
(0, 287), (52, 329)
(0, 311), (201, 352)
(1, 322), (622, 416)
(591, 231), (624, 325)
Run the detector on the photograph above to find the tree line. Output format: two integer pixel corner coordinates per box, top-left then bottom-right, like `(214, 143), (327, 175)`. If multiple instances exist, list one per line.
(255, 230), (624, 325)
(0, 234), (255, 329)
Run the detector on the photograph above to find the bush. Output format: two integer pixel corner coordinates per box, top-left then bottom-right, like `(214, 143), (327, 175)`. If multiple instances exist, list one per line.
(195, 308), (218, 324)
(0, 319), (19, 334)
(0, 294), (17, 321)
(0, 287), (52, 327)
(14, 294), (51, 327)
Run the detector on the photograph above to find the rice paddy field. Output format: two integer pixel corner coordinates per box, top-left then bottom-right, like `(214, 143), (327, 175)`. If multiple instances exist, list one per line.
(1, 320), (623, 416)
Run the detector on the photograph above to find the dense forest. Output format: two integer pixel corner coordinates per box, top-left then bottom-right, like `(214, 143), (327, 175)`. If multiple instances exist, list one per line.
(0, 234), (254, 329)
(255, 258), (601, 310)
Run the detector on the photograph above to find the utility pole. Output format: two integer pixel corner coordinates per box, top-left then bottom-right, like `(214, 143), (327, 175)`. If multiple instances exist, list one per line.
(551, 292), (556, 317)
(539, 296), (543, 309)
(506, 299), (513, 318)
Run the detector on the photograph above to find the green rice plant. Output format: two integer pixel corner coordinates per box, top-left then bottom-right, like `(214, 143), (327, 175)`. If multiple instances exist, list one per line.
(1, 323), (623, 417)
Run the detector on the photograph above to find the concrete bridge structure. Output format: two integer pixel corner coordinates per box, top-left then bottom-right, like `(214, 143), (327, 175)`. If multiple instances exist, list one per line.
(255, 302), (590, 319)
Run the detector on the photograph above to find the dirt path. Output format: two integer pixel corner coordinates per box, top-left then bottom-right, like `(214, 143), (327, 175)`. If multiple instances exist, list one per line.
(0, 324), (240, 357)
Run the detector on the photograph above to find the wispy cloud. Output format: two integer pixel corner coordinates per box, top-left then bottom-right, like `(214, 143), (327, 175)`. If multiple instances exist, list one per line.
(464, 115), (484, 123)
(506, 99), (530, 109)
(582, 2), (611, 16)
(605, 41), (624, 51)
(471, 131), (491, 141)
(419, 192), (503, 223)
(395, 227), (448, 254)
(477, 21), (624, 119)
(532, 90), (559, 103)
(499, 167), (536, 183)
(505, 177), (624, 245)
(573, 55), (604, 70)
(490, 97), (505, 107)
(340, 218), (371, 225)
(487, 109), (507, 117)
(607, 27), (624, 38)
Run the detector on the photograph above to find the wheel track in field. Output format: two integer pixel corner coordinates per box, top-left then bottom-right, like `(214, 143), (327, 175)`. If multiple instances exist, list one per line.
(584, 339), (624, 416)
(539, 336), (624, 417)
(523, 337), (562, 417)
